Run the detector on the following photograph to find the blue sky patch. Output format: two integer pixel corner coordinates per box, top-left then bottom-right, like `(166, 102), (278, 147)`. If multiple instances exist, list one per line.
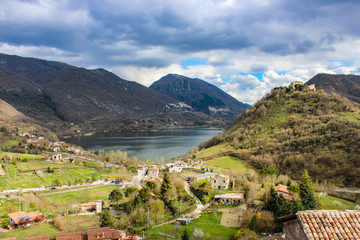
(328, 59), (354, 68)
(180, 57), (208, 69)
(239, 72), (264, 81)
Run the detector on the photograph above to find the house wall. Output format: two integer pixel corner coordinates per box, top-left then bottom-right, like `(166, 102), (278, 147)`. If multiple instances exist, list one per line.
(277, 191), (293, 199)
(216, 198), (243, 204)
(169, 166), (182, 173)
(148, 170), (159, 177)
(283, 219), (307, 240)
(213, 176), (229, 190)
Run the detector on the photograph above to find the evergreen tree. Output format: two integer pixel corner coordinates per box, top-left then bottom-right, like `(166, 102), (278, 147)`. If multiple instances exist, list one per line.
(299, 170), (317, 209)
(181, 228), (191, 240)
(160, 169), (177, 213)
(268, 187), (300, 218)
(100, 210), (114, 227)
(249, 215), (260, 233)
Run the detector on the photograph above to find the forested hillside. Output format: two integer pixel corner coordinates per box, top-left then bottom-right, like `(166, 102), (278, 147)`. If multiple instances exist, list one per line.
(194, 86), (360, 187)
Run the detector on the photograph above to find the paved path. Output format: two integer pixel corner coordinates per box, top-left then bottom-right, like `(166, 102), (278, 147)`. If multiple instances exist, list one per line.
(130, 169), (146, 188)
(150, 182), (212, 229)
(184, 182), (212, 218)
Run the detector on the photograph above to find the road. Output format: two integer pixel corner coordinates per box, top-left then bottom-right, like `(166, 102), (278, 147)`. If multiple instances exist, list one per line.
(130, 169), (146, 188)
(184, 182), (212, 218)
(151, 182), (211, 229)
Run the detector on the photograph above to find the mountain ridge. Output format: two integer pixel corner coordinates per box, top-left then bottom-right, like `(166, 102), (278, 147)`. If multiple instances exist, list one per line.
(150, 74), (250, 122)
(0, 53), (224, 136)
(306, 73), (360, 104)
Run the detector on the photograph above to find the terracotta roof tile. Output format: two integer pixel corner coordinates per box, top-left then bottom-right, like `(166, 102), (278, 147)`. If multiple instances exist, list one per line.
(296, 210), (360, 240)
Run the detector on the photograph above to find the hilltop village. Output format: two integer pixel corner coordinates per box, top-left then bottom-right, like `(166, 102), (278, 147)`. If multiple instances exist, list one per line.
(0, 82), (360, 240)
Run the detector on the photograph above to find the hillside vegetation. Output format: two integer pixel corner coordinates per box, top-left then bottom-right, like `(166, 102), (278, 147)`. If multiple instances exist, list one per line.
(193, 86), (360, 187)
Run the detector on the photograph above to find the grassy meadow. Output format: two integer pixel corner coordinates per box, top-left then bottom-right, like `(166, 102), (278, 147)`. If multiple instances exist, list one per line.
(145, 211), (238, 240)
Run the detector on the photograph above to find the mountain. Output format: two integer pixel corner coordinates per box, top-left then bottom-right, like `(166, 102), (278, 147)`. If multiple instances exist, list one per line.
(0, 98), (27, 121)
(306, 73), (360, 103)
(149, 74), (250, 121)
(189, 84), (360, 187)
(0, 53), (218, 136)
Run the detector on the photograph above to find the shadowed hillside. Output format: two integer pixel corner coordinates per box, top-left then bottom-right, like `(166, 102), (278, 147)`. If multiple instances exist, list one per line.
(0, 54), (223, 135)
(150, 74), (250, 122)
(306, 73), (360, 103)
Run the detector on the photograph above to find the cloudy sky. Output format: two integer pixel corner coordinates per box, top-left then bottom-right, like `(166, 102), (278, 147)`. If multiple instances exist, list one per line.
(1, 0), (360, 104)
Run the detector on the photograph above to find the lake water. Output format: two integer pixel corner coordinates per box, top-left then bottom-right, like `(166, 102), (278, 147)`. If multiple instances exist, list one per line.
(65, 128), (222, 161)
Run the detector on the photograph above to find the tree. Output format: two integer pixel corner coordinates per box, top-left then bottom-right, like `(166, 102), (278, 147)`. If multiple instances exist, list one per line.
(249, 215), (260, 233)
(146, 180), (157, 190)
(52, 179), (61, 187)
(108, 189), (123, 203)
(160, 169), (177, 213)
(125, 187), (138, 197)
(100, 210), (114, 227)
(150, 199), (165, 223)
(299, 170), (317, 209)
(128, 165), (138, 175)
(181, 228), (191, 240)
(268, 187), (300, 218)
(138, 187), (151, 203)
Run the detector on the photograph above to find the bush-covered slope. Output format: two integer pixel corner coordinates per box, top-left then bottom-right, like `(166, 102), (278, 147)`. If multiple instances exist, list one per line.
(195, 87), (360, 187)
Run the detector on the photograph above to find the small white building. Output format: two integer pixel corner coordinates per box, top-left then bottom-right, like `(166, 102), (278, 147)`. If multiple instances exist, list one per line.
(51, 154), (62, 161)
(53, 147), (61, 152)
(169, 166), (182, 173)
(148, 166), (159, 177)
(213, 174), (230, 190)
(96, 200), (102, 213)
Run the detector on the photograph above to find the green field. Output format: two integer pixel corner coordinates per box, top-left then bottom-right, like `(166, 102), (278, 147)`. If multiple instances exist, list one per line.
(320, 194), (358, 210)
(196, 143), (228, 159)
(16, 160), (82, 171)
(145, 212), (238, 240)
(203, 156), (256, 173)
(0, 140), (22, 148)
(0, 215), (101, 239)
(0, 222), (60, 240)
(0, 158), (103, 190)
(61, 215), (100, 234)
(43, 185), (120, 204)
(0, 152), (46, 161)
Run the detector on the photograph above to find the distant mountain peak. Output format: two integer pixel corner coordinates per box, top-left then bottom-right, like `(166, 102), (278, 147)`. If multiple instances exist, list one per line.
(306, 73), (360, 103)
(0, 53), (228, 136)
(149, 74), (249, 121)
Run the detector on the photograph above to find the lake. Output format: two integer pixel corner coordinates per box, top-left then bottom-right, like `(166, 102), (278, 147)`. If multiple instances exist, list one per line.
(65, 128), (222, 161)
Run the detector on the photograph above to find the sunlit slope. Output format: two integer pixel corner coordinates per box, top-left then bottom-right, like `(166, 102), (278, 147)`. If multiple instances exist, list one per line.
(193, 87), (360, 186)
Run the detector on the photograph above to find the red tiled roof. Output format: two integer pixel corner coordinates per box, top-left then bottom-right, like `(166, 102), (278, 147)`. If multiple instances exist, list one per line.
(217, 174), (230, 179)
(23, 236), (49, 240)
(274, 184), (290, 194)
(142, 176), (162, 182)
(296, 210), (360, 240)
(86, 227), (125, 240)
(149, 166), (159, 171)
(80, 202), (96, 207)
(56, 232), (81, 240)
(8, 211), (42, 225)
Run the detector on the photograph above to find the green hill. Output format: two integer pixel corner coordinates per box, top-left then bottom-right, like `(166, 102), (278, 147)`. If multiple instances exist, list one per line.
(192, 86), (360, 187)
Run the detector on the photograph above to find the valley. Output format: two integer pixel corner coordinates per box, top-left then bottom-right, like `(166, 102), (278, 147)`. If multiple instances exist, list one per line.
(0, 54), (360, 239)
(1, 77), (359, 239)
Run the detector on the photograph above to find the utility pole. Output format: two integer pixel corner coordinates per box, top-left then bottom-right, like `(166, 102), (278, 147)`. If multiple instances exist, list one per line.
(147, 208), (150, 228)
(18, 189), (22, 211)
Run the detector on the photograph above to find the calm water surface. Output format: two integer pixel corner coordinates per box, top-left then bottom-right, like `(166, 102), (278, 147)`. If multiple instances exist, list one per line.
(65, 128), (222, 161)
